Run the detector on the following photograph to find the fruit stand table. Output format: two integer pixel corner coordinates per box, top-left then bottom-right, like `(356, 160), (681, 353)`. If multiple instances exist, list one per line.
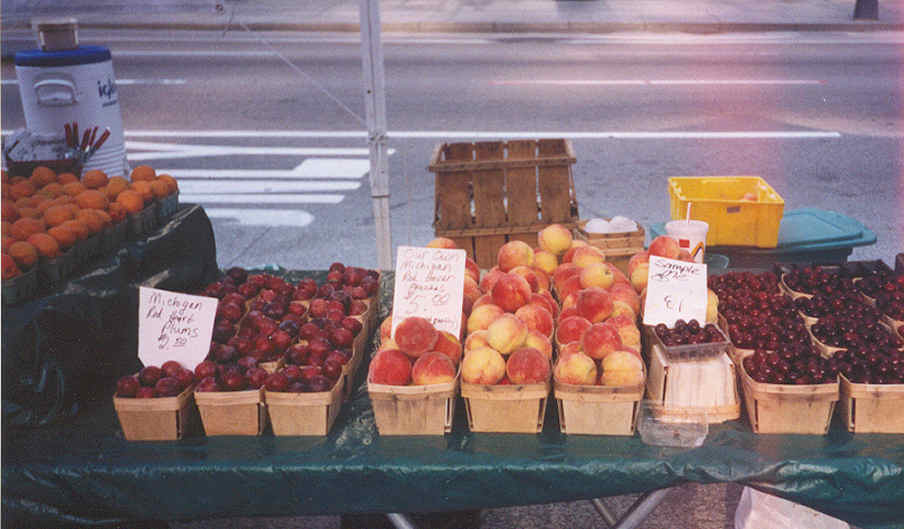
(3, 270), (904, 529)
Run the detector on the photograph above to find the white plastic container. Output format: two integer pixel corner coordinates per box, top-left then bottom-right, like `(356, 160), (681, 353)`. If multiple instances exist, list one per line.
(15, 40), (129, 177)
(665, 219), (709, 263)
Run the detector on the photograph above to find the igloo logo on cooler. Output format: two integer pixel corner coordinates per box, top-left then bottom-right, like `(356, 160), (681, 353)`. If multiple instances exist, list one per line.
(97, 77), (118, 103)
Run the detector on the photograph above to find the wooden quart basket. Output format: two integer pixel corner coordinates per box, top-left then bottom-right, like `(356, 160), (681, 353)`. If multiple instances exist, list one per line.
(368, 375), (459, 436)
(461, 380), (550, 433)
(195, 387), (268, 436)
(114, 384), (200, 441)
(839, 374), (904, 433)
(554, 379), (644, 436)
(265, 377), (345, 436)
(739, 357), (838, 434)
(430, 139), (579, 269)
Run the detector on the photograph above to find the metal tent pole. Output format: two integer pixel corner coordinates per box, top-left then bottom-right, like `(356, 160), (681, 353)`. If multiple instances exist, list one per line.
(359, 0), (392, 271)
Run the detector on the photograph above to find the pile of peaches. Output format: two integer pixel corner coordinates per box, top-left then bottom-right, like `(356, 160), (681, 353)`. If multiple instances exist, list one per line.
(1, 164), (178, 280)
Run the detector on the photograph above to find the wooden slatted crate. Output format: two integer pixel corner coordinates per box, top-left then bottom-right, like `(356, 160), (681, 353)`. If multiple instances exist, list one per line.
(431, 139), (579, 269)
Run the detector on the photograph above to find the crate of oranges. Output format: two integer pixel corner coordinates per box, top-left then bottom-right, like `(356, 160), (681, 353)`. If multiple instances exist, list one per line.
(1, 163), (180, 303)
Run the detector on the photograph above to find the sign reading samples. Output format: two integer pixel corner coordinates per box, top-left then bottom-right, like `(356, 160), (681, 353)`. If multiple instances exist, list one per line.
(642, 256), (708, 328)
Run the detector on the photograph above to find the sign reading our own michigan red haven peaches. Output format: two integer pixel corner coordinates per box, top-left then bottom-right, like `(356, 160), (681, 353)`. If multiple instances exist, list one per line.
(391, 246), (467, 338)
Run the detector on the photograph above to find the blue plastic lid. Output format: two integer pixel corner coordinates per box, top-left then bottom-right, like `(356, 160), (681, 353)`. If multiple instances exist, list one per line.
(14, 45), (111, 67)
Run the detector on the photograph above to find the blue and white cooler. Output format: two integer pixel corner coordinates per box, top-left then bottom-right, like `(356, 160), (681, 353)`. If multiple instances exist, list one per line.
(14, 18), (129, 177)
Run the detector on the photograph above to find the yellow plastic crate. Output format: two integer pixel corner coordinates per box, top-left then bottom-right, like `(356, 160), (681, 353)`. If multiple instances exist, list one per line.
(668, 176), (784, 248)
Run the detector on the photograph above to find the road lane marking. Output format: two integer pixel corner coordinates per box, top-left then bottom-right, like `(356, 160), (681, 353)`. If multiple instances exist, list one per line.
(1, 78), (186, 85)
(293, 158), (371, 178)
(125, 140), (370, 161)
(492, 79), (825, 85)
(179, 180), (361, 193)
(204, 208), (315, 227)
(88, 130), (842, 139)
(179, 193), (345, 204)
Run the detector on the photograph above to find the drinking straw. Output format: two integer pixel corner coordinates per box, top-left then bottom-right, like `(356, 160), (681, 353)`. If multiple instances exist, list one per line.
(686, 202), (692, 223)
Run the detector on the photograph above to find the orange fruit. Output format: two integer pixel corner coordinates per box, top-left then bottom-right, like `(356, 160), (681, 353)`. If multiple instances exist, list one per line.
(57, 172), (79, 184)
(107, 202), (127, 223)
(60, 219), (89, 241)
(130, 165), (156, 182)
(104, 176), (129, 200)
(82, 169), (109, 189)
(149, 179), (170, 199)
(10, 217), (45, 240)
(74, 189), (108, 210)
(47, 224), (77, 249)
(1, 182), (11, 198)
(75, 209), (105, 234)
(15, 196), (40, 210)
(9, 176), (27, 185)
(116, 189), (145, 213)
(93, 209), (112, 228)
(157, 174), (179, 195)
(27, 232), (60, 258)
(10, 180), (36, 200)
(1, 199), (19, 222)
(9, 240), (38, 269)
(30, 166), (57, 187)
(37, 182), (65, 198)
(2, 235), (13, 252)
(43, 204), (76, 227)
(62, 182), (87, 197)
(2, 253), (20, 279)
(18, 207), (41, 220)
(129, 181), (153, 203)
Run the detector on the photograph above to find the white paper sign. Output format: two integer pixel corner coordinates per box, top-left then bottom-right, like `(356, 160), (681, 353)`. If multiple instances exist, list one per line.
(391, 245), (467, 337)
(138, 286), (218, 369)
(642, 256), (708, 328)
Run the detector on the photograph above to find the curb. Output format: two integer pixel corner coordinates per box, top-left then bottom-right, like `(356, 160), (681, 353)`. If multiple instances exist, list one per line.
(4, 19), (904, 33)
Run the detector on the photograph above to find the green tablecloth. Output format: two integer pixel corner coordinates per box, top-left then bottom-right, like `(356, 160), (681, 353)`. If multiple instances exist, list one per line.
(3, 271), (903, 529)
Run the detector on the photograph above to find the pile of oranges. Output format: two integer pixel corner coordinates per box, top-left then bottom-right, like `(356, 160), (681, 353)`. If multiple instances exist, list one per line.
(1, 164), (178, 280)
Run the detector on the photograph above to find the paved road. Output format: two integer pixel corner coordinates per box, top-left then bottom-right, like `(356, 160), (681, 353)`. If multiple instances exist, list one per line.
(3, 29), (901, 271)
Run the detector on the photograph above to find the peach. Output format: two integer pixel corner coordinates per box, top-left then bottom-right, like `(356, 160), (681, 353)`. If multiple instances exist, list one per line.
(556, 315), (592, 346)
(557, 274), (584, 302)
(465, 257), (480, 283)
(532, 267), (551, 292)
(464, 329), (491, 353)
(523, 329), (553, 359)
(600, 350), (645, 387)
(505, 347), (550, 384)
(508, 265), (540, 293)
(552, 262), (581, 289)
(557, 306), (579, 323)
(560, 240), (588, 264)
(466, 303), (504, 334)
(411, 351), (457, 385)
(394, 316), (439, 358)
(558, 340), (584, 357)
(608, 314), (641, 349)
(537, 223), (573, 256)
(579, 262), (614, 290)
(434, 330), (463, 365)
(491, 272), (532, 312)
(377, 337), (399, 352)
(610, 282), (641, 314)
(368, 348), (412, 385)
(630, 262), (650, 293)
(533, 249), (558, 276)
(648, 235), (681, 259)
(610, 301), (637, 322)
(426, 236), (457, 249)
(529, 292), (558, 320)
(581, 321), (623, 360)
(575, 287), (613, 323)
(379, 315), (393, 342)
(554, 351), (597, 385)
(560, 293), (577, 313)
(497, 240), (534, 272)
(487, 313), (528, 355)
(463, 276), (482, 315)
(461, 346), (507, 384)
(627, 251), (650, 276)
(706, 288), (719, 323)
(479, 267), (505, 294)
(514, 303), (554, 338)
(472, 293), (494, 310)
(571, 246), (606, 269)
(605, 262), (631, 287)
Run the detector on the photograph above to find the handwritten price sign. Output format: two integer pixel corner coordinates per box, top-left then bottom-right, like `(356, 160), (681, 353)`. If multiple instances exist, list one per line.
(642, 256), (708, 328)
(138, 286), (218, 369)
(391, 246), (467, 337)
